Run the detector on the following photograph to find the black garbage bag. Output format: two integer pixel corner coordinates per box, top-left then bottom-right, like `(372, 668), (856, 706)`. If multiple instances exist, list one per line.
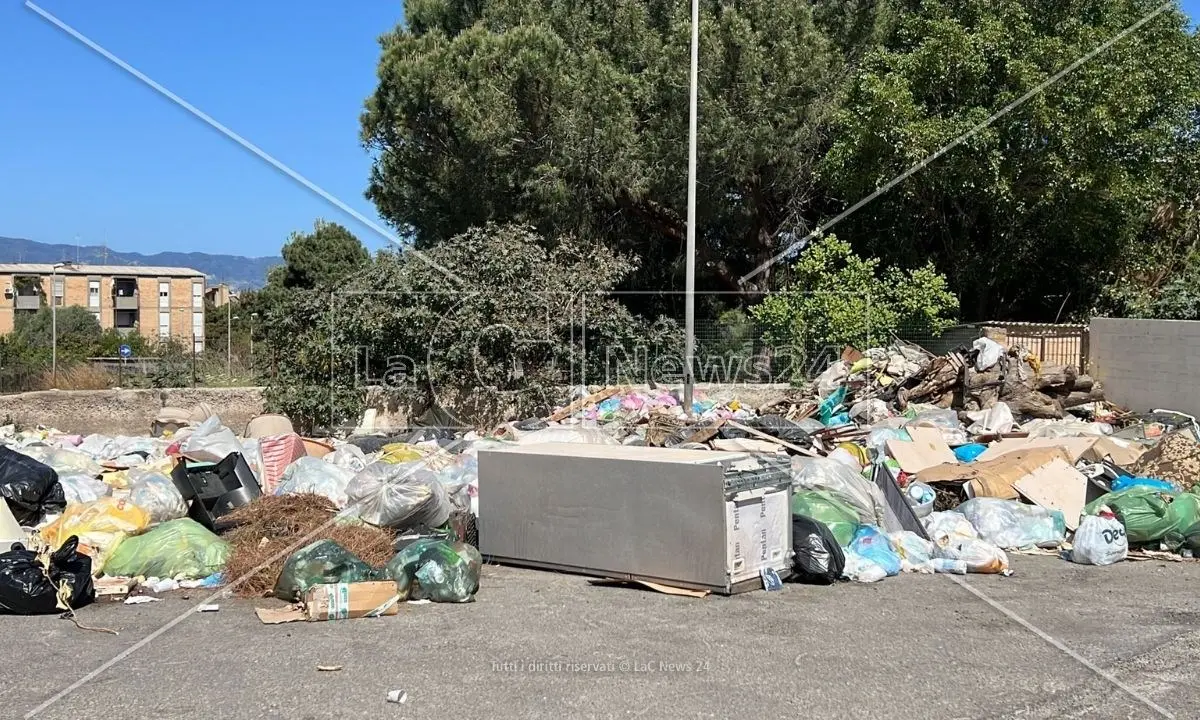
(0, 446), (66, 525)
(751, 415), (811, 445)
(0, 537), (95, 615)
(790, 514), (844, 585)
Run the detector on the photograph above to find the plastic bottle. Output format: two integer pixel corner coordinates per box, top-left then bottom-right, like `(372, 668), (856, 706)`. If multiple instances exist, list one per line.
(932, 558), (967, 575)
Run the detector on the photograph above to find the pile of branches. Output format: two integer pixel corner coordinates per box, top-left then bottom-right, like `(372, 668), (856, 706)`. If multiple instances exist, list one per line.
(221, 494), (397, 598)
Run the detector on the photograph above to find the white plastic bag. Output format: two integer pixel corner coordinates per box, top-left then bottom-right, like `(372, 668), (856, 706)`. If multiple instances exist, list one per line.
(956, 498), (1065, 549)
(1071, 508), (1127, 566)
(966, 402), (1015, 435)
(327, 444), (369, 473)
(791, 457), (889, 528)
(180, 416), (241, 463)
(275, 457), (355, 508)
(816, 361), (850, 398)
(127, 471), (188, 523)
(849, 399), (890, 425)
(931, 532), (1010, 574)
(972, 337), (1005, 371)
(58, 473), (110, 505)
(344, 461), (451, 529)
(888, 531), (935, 573)
(509, 425), (618, 445)
(923, 511), (979, 540)
(841, 549), (887, 583)
(906, 409), (969, 446)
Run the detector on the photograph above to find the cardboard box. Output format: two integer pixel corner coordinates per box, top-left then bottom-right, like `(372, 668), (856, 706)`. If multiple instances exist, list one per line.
(304, 581), (400, 621)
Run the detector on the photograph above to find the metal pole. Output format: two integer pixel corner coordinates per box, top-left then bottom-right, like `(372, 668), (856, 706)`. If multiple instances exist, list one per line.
(192, 333), (198, 387)
(249, 314), (256, 381)
(226, 299), (232, 376)
(682, 0), (700, 416)
(51, 267), (58, 388)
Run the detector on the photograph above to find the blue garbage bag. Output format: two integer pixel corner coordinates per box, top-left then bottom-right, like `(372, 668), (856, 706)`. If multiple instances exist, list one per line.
(849, 525), (901, 576)
(954, 443), (988, 463)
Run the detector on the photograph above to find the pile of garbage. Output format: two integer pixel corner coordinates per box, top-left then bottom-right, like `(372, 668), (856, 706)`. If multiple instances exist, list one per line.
(0, 410), (488, 619)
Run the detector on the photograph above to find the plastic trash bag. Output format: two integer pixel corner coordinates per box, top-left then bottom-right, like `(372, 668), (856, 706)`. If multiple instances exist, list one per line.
(924, 510), (979, 540)
(906, 409), (969, 446)
(816, 361), (849, 398)
(865, 427), (910, 457)
(848, 525), (901, 576)
(1083, 486), (1200, 545)
(43, 448), (104, 478)
(849, 399), (890, 425)
(0, 537), (94, 614)
(972, 337), (1005, 371)
(39, 498), (151, 572)
(841, 549), (887, 583)
(180, 416), (241, 463)
(274, 539), (378, 601)
(275, 457), (355, 508)
(888, 531), (936, 573)
(327, 444), (369, 474)
(58, 473), (110, 505)
(791, 490), (859, 546)
(1070, 508), (1127, 566)
(102, 519), (229, 579)
(931, 532), (1010, 574)
(1111, 476), (1177, 493)
(791, 457), (888, 528)
(953, 443), (988, 464)
(966, 403), (1015, 436)
(384, 538), (481, 602)
(127, 471), (187, 523)
(791, 514), (845, 584)
(345, 461), (451, 530)
(956, 498), (1065, 549)
(0, 447), (66, 525)
(509, 425), (618, 445)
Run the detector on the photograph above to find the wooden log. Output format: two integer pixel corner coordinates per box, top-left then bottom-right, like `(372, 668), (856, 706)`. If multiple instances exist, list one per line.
(1071, 374), (1095, 393)
(1005, 387), (1064, 419)
(1035, 364), (1078, 392)
(1061, 385), (1105, 409)
(548, 386), (624, 421)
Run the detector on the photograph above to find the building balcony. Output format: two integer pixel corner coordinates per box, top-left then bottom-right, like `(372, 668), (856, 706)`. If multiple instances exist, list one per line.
(114, 295), (139, 310)
(14, 295), (41, 310)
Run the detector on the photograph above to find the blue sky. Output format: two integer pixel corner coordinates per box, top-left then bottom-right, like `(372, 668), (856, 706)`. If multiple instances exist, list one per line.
(0, 1), (1197, 259)
(0, 1), (404, 258)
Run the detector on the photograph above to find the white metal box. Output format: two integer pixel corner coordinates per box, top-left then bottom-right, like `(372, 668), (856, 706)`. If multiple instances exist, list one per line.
(478, 443), (792, 594)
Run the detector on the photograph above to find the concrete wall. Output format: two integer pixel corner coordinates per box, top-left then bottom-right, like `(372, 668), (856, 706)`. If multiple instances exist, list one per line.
(0, 386), (265, 436)
(1089, 317), (1200, 416)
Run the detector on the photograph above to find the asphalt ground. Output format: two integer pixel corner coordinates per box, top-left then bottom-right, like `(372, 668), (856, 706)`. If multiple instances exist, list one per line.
(4, 555), (1200, 719)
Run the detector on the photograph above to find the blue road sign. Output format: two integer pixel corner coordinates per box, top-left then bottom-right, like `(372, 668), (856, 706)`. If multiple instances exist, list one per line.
(118, 344), (132, 359)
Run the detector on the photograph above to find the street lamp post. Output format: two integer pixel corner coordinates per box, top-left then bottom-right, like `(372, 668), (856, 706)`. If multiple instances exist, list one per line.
(250, 312), (258, 380)
(50, 261), (74, 388)
(226, 300), (233, 376)
(682, 0), (700, 415)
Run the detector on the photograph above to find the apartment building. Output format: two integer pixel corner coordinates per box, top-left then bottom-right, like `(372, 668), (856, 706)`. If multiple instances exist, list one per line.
(0, 264), (208, 351)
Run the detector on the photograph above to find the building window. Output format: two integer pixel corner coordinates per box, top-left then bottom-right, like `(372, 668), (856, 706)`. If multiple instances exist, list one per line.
(53, 278), (64, 306)
(88, 280), (100, 308)
(192, 283), (203, 309)
(159, 311), (170, 338)
(192, 311), (204, 338)
(159, 281), (170, 309)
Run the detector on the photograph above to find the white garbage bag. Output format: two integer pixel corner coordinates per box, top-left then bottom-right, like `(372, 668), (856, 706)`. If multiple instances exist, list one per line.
(327, 444), (369, 474)
(956, 498), (1065, 549)
(841, 549), (887, 583)
(127, 470), (188, 523)
(972, 337), (1005, 371)
(966, 402), (1016, 435)
(1070, 508), (1128, 566)
(344, 461), (451, 529)
(791, 457), (889, 528)
(58, 473), (110, 505)
(275, 457), (355, 508)
(180, 416), (241, 463)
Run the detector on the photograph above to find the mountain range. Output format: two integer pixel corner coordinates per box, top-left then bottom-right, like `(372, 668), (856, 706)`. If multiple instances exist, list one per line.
(0, 236), (280, 289)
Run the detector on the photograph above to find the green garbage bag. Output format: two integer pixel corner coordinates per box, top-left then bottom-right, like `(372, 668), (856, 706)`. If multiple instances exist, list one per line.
(102, 518), (229, 579)
(384, 538), (481, 603)
(273, 540), (377, 601)
(791, 490), (860, 547)
(1083, 486), (1200, 545)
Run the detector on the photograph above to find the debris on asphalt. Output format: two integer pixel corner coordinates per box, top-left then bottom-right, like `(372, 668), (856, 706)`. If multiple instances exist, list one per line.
(386, 690), (408, 704)
(1, 331), (1198, 621)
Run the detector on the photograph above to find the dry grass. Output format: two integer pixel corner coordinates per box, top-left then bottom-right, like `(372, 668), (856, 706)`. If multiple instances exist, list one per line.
(221, 494), (397, 598)
(36, 364), (113, 390)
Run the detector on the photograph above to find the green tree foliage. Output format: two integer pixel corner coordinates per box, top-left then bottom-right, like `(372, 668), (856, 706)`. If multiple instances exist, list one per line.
(751, 236), (959, 353)
(822, 0), (1200, 320)
(361, 0), (888, 299)
(13, 306), (103, 362)
(277, 220), (370, 291)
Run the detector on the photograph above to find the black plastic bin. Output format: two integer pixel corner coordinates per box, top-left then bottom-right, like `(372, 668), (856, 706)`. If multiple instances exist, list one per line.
(171, 452), (261, 531)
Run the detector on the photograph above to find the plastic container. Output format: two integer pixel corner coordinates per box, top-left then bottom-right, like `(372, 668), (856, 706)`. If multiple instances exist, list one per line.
(905, 482), (936, 518)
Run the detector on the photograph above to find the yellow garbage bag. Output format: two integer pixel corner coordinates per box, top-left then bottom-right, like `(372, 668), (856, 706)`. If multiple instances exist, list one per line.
(38, 498), (151, 574)
(836, 442), (870, 467)
(380, 443), (423, 463)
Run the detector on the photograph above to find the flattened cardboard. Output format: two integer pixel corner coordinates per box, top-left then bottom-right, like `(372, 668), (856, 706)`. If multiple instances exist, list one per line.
(886, 427), (957, 474)
(303, 581), (400, 621)
(975, 437), (1097, 464)
(589, 578), (710, 598)
(1082, 436), (1145, 468)
(917, 447), (1073, 500)
(1013, 458), (1088, 531)
(256, 605), (305, 624)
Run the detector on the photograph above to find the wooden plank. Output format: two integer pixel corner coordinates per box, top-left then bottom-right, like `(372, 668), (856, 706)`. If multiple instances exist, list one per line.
(724, 419), (818, 456)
